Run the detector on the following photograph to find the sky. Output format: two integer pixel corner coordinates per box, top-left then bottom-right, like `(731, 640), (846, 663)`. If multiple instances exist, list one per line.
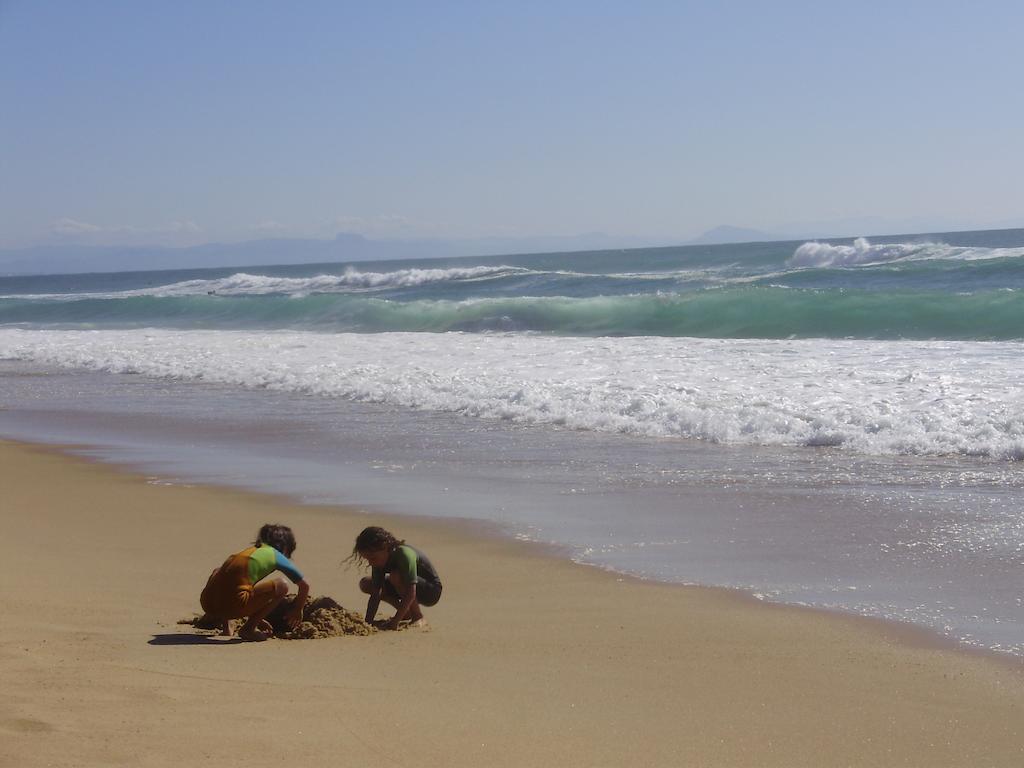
(2, 1), (1023, 249)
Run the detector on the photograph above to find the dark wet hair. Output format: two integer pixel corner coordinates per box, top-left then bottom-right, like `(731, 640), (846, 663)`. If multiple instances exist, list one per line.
(255, 523), (297, 558)
(343, 526), (404, 568)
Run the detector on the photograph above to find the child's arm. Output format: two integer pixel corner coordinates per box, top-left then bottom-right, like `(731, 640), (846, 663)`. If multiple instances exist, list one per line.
(364, 584), (382, 624)
(285, 579), (310, 629)
(271, 550), (309, 630)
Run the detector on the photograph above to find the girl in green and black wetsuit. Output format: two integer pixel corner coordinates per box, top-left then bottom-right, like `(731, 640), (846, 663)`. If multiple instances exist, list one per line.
(349, 526), (442, 630)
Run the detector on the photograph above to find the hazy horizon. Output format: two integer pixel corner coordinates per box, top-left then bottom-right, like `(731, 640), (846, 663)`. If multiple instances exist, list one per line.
(3, 3), (1022, 255)
(5, 221), (1024, 278)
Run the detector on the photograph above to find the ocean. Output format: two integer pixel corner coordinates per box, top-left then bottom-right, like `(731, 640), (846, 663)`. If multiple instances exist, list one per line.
(1, 229), (1022, 656)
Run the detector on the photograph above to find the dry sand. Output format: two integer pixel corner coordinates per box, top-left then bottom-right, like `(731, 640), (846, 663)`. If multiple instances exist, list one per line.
(1, 438), (1022, 767)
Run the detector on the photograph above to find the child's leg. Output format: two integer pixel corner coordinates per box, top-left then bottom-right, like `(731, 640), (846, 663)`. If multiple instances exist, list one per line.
(201, 567), (236, 636)
(386, 572), (424, 623)
(238, 578), (289, 640)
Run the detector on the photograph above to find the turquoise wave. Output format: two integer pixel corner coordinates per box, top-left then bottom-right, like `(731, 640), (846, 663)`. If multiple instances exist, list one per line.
(2, 287), (1023, 340)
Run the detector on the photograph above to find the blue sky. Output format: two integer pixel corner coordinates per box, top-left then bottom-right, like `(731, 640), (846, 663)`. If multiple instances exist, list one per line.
(2, 1), (1022, 248)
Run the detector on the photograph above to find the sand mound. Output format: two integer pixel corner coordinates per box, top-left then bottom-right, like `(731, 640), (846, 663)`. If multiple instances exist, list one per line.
(270, 595), (377, 639)
(181, 595), (376, 639)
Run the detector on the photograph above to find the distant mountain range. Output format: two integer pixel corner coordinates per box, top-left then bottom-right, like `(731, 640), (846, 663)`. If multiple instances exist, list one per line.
(684, 225), (788, 245)
(2, 219), (1020, 276)
(0, 227), (799, 276)
(0, 232), (667, 276)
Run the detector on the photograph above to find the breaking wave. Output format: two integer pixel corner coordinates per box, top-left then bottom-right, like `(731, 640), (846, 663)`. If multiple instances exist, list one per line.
(788, 237), (1024, 268)
(2, 287), (1022, 340)
(2, 328), (1021, 460)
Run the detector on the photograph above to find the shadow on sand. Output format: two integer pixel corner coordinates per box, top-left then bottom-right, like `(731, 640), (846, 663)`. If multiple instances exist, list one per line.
(148, 633), (242, 646)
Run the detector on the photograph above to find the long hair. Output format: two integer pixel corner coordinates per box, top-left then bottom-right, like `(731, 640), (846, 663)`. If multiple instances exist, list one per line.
(255, 523), (297, 558)
(343, 525), (404, 568)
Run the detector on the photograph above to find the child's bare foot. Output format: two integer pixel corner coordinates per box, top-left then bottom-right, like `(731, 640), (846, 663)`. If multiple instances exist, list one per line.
(409, 617), (428, 629)
(220, 620), (235, 637)
(238, 618), (274, 642)
(238, 625), (270, 642)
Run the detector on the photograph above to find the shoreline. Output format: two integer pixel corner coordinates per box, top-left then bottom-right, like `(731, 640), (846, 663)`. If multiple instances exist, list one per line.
(8, 433), (1023, 671)
(9, 433), (1023, 670)
(4, 437), (1024, 766)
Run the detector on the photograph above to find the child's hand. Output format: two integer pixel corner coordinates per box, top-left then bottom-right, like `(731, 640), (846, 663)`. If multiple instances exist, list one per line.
(285, 604), (304, 630)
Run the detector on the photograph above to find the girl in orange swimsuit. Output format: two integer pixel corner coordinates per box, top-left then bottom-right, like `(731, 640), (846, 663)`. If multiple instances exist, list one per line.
(200, 523), (310, 641)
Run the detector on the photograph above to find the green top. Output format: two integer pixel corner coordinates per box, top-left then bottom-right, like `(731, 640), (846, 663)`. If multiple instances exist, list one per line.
(371, 544), (440, 588)
(246, 543), (304, 585)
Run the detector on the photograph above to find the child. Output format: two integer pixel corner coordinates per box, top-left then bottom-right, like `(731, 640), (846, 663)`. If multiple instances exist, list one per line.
(349, 526), (442, 630)
(200, 523), (310, 641)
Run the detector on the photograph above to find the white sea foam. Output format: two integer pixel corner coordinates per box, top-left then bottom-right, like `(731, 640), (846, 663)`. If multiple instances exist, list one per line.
(788, 237), (1024, 268)
(2, 265), (538, 301)
(0, 265), (767, 301)
(1, 328), (1022, 460)
(789, 238), (932, 267)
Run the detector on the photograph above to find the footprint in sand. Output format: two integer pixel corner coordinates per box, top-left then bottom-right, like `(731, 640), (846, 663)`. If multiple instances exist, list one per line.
(2, 717), (55, 734)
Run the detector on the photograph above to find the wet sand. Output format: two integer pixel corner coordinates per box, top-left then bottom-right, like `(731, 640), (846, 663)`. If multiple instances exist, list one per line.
(2, 439), (1022, 767)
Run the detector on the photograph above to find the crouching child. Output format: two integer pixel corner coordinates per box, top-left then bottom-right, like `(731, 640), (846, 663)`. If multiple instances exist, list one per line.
(349, 526), (442, 630)
(200, 523), (310, 641)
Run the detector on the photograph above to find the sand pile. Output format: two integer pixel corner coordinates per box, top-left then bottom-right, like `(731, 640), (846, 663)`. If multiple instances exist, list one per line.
(269, 595), (377, 639)
(181, 595), (376, 639)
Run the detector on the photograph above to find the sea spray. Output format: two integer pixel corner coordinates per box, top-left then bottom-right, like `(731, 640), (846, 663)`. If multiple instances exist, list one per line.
(2, 327), (1022, 460)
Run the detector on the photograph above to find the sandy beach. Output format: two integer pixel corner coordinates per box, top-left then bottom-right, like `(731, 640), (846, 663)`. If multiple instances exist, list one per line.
(2, 438), (1022, 767)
